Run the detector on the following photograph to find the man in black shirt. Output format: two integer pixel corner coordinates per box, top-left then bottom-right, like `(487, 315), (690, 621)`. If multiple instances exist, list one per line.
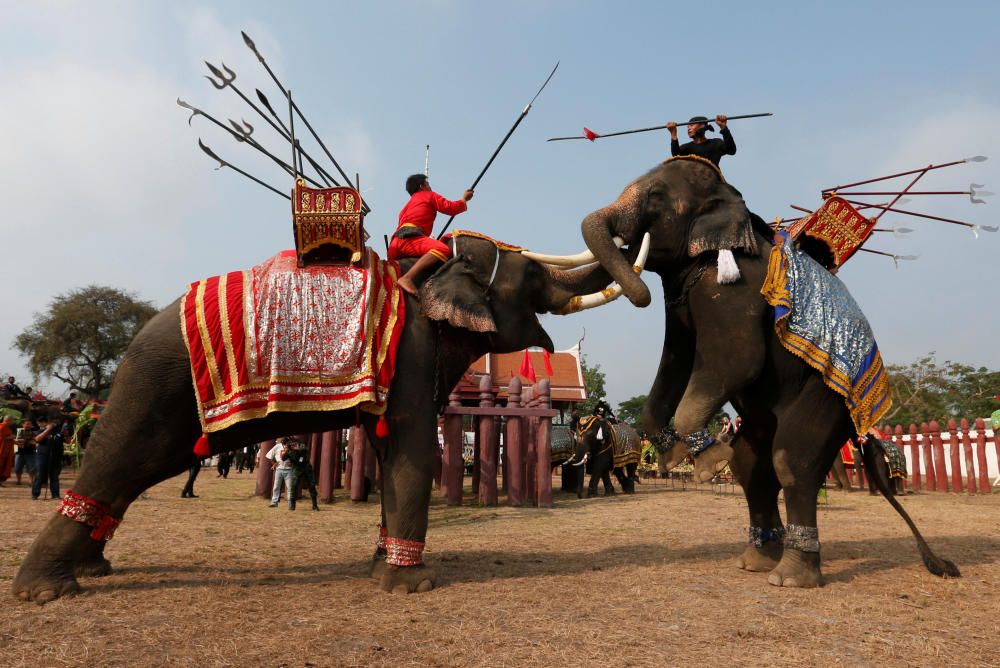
(3, 376), (31, 401)
(667, 115), (736, 167)
(32, 416), (67, 500)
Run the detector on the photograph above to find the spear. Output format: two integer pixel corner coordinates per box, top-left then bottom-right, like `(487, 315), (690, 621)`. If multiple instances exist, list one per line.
(546, 112), (772, 142)
(840, 199), (999, 237)
(436, 61), (559, 239)
(202, 60), (335, 187)
(826, 184), (992, 204)
(177, 98), (324, 188)
(821, 156), (988, 195)
(242, 30), (363, 210)
(197, 139), (290, 200)
(255, 88), (339, 186)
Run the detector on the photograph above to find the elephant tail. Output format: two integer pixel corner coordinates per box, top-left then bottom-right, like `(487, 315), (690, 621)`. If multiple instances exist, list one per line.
(855, 436), (961, 579)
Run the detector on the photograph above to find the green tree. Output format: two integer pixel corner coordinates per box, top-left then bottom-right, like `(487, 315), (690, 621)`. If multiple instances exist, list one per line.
(579, 355), (607, 415)
(885, 353), (1000, 426)
(617, 395), (648, 427)
(14, 286), (157, 399)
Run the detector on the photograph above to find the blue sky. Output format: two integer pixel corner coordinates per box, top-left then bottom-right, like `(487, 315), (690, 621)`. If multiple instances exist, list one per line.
(2, 1), (998, 406)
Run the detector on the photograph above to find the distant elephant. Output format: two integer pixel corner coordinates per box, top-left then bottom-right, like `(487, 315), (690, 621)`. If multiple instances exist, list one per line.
(572, 156), (957, 587)
(569, 417), (642, 497)
(12, 234), (639, 604)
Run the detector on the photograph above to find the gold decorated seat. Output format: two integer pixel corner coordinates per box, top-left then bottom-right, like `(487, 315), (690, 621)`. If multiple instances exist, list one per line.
(292, 178), (367, 267)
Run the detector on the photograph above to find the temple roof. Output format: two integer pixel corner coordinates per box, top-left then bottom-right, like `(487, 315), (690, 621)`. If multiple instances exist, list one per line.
(453, 345), (586, 403)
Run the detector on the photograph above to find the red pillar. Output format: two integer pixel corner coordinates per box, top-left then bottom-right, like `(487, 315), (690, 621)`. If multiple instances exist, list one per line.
(255, 439), (276, 497)
(908, 424), (921, 491)
(974, 418), (991, 494)
(332, 430), (343, 489)
(930, 421), (947, 492)
(947, 419), (962, 493)
(443, 391), (464, 506)
(477, 374), (498, 506)
(921, 422), (937, 491)
(505, 378), (524, 507)
(350, 427), (368, 502)
(523, 386), (536, 503)
(535, 379), (553, 508)
(958, 419), (974, 494)
(319, 431), (336, 503)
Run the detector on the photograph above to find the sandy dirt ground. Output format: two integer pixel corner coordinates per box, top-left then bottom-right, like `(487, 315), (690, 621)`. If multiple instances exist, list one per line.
(1, 469), (998, 668)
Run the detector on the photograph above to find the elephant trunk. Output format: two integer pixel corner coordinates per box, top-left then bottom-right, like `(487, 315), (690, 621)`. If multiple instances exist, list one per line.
(580, 189), (651, 307)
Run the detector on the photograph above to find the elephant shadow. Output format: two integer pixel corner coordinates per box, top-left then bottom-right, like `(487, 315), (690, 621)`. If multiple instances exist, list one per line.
(84, 534), (1000, 594)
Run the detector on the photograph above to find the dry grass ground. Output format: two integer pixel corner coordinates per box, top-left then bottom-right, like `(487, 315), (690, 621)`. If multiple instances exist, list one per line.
(1, 470), (998, 668)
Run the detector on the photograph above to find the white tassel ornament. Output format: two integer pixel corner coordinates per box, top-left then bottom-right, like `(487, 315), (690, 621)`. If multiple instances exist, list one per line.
(717, 249), (741, 284)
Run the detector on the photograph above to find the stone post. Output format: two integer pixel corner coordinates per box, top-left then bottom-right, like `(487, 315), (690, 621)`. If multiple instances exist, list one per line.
(948, 419), (962, 492)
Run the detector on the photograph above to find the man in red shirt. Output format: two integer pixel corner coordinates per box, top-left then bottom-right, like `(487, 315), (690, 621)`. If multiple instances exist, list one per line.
(389, 174), (473, 296)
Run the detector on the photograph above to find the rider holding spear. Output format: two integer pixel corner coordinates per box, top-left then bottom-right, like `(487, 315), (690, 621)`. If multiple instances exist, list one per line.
(390, 175), (474, 297)
(667, 114), (736, 167)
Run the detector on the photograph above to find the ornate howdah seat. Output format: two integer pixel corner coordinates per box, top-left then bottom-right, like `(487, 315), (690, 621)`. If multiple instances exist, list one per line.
(293, 178), (367, 267)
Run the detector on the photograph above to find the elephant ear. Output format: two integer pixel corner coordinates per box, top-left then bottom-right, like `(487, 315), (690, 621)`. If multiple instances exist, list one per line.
(419, 255), (497, 333)
(687, 185), (759, 258)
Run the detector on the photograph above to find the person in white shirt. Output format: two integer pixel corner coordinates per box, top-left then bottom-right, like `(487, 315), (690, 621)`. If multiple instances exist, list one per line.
(266, 438), (298, 509)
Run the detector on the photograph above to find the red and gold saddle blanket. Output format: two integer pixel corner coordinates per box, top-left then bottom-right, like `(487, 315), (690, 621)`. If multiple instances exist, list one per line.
(181, 249), (404, 432)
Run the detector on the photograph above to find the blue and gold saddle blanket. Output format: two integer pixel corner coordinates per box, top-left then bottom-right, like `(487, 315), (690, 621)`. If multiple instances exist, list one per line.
(761, 230), (891, 435)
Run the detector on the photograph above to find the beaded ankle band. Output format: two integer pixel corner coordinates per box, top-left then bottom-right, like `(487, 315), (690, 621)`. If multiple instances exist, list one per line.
(385, 536), (425, 567)
(685, 430), (715, 456)
(56, 490), (121, 541)
(748, 526), (786, 547)
(785, 524), (820, 553)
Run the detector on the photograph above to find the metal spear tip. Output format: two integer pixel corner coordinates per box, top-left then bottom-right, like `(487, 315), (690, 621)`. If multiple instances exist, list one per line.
(964, 155), (988, 162)
(256, 88), (276, 114)
(176, 97), (200, 125)
(979, 225), (999, 232)
(241, 30), (257, 52)
(205, 60), (225, 80)
(197, 139), (226, 169)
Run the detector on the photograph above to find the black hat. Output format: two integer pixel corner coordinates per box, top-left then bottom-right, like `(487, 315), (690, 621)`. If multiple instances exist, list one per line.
(688, 116), (714, 132)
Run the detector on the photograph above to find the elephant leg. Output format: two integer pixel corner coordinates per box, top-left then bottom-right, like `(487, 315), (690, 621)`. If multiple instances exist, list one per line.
(601, 468), (615, 495)
(586, 471), (600, 498)
(766, 388), (849, 589)
(13, 355), (202, 604)
(612, 466), (634, 494)
(830, 452), (851, 490)
(371, 411), (437, 594)
(729, 434), (784, 572)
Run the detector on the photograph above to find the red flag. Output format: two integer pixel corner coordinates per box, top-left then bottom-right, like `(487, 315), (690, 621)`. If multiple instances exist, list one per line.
(543, 349), (554, 376)
(518, 349), (537, 383)
(583, 127), (600, 141)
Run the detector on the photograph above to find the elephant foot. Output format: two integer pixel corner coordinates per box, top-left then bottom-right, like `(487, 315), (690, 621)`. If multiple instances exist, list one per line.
(737, 543), (783, 572)
(12, 554), (81, 604)
(369, 553), (388, 579)
(693, 442), (734, 483)
(586, 489), (598, 498)
(378, 563), (436, 594)
(766, 550), (823, 588)
(75, 555), (113, 578)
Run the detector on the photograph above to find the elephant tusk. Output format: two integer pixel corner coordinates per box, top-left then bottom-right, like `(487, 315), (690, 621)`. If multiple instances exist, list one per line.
(521, 237), (624, 267)
(552, 233), (650, 314)
(571, 452), (589, 467)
